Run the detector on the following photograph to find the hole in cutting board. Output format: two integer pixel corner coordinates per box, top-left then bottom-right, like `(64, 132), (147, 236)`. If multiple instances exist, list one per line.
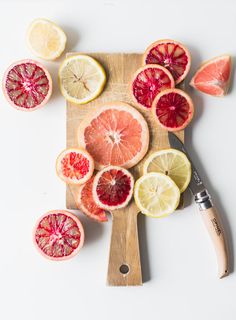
(119, 264), (130, 275)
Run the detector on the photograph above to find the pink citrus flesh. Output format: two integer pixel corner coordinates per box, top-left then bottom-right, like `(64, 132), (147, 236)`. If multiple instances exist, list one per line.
(143, 39), (191, 84)
(33, 210), (84, 261)
(78, 102), (149, 169)
(56, 148), (94, 185)
(93, 166), (134, 210)
(152, 88), (194, 131)
(131, 64), (175, 109)
(190, 55), (231, 96)
(3, 59), (52, 111)
(77, 177), (108, 222)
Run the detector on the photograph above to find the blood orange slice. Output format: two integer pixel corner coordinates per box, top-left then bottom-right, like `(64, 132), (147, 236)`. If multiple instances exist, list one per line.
(77, 177), (108, 222)
(33, 210), (84, 260)
(152, 88), (194, 131)
(143, 39), (191, 84)
(190, 55), (232, 96)
(93, 166), (134, 210)
(56, 148), (94, 185)
(2, 59), (52, 111)
(131, 65), (175, 109)
(78, 102), (149, 169)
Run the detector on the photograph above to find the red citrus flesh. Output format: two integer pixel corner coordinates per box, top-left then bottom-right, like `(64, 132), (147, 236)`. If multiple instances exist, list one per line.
(3, 59), (52, 111)
(77, 177), (108, 222)
(190, 55), (231, 96)
(143, 39), (191, 84)
(93, 166), (134, 210)
(152, 88), (194, 131)
(34, 210), (84, 260)
(78, 102), (149, 169)
(56, 148), (94, 185)
(131, 64), (175, 109)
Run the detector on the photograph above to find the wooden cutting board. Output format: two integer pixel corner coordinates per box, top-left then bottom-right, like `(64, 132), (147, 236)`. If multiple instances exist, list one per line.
(66, 52), (184, 286)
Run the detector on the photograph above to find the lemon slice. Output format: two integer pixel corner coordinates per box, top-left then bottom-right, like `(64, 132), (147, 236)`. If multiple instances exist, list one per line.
(27, 18), (67, 60)
(59, 55), (106, 104)
(134, 172), (180, 218)
(143, 149), (191, 193)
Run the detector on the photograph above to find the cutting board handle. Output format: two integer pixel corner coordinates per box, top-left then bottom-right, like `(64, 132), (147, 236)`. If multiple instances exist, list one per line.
(107, 201), (142, 286)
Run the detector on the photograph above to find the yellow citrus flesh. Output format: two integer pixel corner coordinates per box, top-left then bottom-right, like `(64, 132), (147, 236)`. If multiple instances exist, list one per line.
(59, 55), (106, 104)
(134, 172), (180, 218)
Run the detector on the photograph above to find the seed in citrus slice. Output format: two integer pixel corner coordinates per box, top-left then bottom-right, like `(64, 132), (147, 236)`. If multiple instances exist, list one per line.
(56, 148), (94, 185)
(77, 177), (108, 222)
(143, 39), (191, 84)
(152, 88), (194, 131)
(134, 172), (180, 218)
(93, 166), (134, 211)
(78, 102), (149, 169)
(59, 55), (106, 104)
(131, 64), (175, 109)
(143, 149), (191, 193)
(27, 18), (67, 60)
(2, 59), (52, 111)
(190, 55), (232, 97)
(33, 210), (84, 260)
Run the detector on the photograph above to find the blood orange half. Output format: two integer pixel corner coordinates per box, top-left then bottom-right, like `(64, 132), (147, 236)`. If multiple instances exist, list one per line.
(131, 64), (175, 109)
(78, 102), (149, 170)
(93, 166), (134, 210)
(56, 148), (94, 185)
(152, 88), (194, 131)
(77, 177), (108, 222)
(33, 210), (84, 260)
(190, 55), (232, 97)
(2, 59), (52, 111)
(143, 39), (191, 84)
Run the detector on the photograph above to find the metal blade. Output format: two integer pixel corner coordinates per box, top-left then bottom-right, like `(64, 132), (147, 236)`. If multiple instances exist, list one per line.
(168, 132), (205, 195)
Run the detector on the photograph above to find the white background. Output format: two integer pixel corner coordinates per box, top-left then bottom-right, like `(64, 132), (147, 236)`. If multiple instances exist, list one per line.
(0, 0), (235, 319)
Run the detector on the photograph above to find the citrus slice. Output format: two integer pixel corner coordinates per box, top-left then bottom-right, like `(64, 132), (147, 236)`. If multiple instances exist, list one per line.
(93, 166), (134, 211)
(2, 59), (52, 111)
(131, 64), (175, 109)
(78, 102), (149, 169)
(152, 88), (194, 131)
(190, 55), (232, 96)
(33, 210), (84, 260)
(56, 148), (94, 185)
(59, 55), (106, 104)
(27, 18), (67, 60)
(143, 149), (191, 193)
(143, 39), (191, 84)
(134, 172), (180, 218)
(77, 177), (108, 222)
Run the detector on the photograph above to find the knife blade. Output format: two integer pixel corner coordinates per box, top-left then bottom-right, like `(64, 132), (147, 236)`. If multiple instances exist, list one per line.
(168, 132), (229, 278)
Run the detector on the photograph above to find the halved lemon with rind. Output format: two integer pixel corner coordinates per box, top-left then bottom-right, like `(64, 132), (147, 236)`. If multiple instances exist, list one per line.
(59, 55), (106, 104)
(143, 149), (191, 193)
(134, 172), (180, 218)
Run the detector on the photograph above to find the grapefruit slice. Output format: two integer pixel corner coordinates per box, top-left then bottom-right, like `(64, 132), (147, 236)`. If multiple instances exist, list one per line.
(131, 64), (175, 109)
(56, 148), (94, 185)
(190, 55), (232, 96)
(78, 102), (149, 169)
(143, 39), (191, 84)
(93, 166), (134, 210)
(2, 59), (52, 111)
(77, 177), (108, 222)
(152, 88), (194, 131)
(33, 210), (84, 260)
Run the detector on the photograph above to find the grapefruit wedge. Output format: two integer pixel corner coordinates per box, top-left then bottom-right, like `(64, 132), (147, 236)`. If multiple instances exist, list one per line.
(190, 55), (232, 97)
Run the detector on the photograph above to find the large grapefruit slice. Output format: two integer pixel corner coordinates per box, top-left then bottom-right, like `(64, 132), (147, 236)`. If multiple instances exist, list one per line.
(143, 39), (191, 84)
(190, 55), (232, 96)
(131, 64), (175, 109)
(2, 59), (52, 111)
(78, 102), (149, 169)
(33, 210), (84, 260)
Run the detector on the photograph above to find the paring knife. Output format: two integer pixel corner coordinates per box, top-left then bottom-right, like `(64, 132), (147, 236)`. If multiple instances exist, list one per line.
(168, 132), (229, 278)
